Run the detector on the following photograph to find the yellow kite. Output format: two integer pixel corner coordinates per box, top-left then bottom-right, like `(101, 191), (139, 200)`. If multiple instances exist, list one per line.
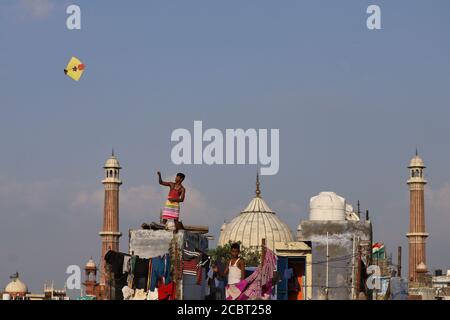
(64, 56), (85, 81)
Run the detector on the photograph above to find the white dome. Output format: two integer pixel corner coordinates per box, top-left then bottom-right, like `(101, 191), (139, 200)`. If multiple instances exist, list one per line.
(104, 154), (121, 169)
(5, 277), (28, 294)
(85, 258), (96, 269)
(218, 177), (293, 251)
(104, 157), (121, 169)
(409, 155), (425, 168)
(417, 262), (427, 272)
(309, 192), (346, 221)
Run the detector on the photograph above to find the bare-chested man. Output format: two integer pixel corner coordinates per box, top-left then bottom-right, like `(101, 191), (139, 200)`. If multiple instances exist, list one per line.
(157, 171), (186, 223)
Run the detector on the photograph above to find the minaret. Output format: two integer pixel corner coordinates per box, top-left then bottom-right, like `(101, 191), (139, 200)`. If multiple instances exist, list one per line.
(406, 150), (429, 283)
(83, 258), (100, 297)
(99, 150), (122, 285)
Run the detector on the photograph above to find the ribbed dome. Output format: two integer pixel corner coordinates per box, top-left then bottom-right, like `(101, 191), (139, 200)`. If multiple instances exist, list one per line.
(409, 150), (425, 168)
(85, 258), (96, 269)
(218, 175), (294, 251)
(104, 150), (121, 169)
(409, 156), (425, 168)
(104, 157), (121, 169)
(5, 276), (27, 294)
(417, 262), (427, 272)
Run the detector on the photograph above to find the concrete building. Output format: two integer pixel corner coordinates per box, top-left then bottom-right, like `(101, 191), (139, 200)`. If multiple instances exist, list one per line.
(218, 174), (294, 251)
(128, 228), (209, 300)
(406, 151), (429, 284)
(297, 192), (372, 300)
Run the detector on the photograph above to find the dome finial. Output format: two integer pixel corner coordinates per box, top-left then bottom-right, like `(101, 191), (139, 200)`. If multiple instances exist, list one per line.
(112, 148), (115, 157)
(256, 171), (261, 197)
(415, 147), (418, 157)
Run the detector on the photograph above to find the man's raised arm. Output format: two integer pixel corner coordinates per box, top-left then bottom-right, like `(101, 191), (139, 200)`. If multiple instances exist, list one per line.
(157, 171), (171, 187)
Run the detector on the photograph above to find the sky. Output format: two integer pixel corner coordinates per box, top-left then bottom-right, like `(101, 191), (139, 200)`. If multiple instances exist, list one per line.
(1, 0), (450, 296)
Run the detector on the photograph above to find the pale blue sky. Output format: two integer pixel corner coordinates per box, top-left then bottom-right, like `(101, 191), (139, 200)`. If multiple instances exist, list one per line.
(1, 0), (450, 295)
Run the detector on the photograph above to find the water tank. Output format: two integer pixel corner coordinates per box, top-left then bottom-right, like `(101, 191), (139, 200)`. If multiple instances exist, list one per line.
(435, 269), (443, 276)
(310, 192), (346, 221)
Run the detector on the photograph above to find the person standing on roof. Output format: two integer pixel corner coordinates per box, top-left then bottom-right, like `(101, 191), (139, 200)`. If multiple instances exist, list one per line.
(157, 171), (186, 224)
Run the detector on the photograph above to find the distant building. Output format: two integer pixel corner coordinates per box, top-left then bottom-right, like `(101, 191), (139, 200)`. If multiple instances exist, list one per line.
(2, 273), (67, 300)
(297, 192), (373, 300)
(82, 258), (103, 299)
(2, 273), (28, 300)
(432, 270), (450, 300)
(432, 269), (450, 288)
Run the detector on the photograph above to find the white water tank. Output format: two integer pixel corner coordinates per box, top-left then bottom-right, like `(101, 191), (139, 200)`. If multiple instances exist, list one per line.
(309, 192), (346, 221)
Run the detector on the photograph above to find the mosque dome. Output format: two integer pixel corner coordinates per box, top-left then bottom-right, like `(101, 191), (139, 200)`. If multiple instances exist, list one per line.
(417, 262), (428, 273)
(309, 192), (346, 221)
(85, 258), (96, 269)
(4, 274), (28, 294)
(218, 175), (294, 251)
(104, 150), (121, 169)
(409, 151), (425, 168)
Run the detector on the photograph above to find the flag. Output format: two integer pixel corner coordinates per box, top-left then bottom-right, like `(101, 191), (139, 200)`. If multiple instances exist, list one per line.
(372, 242), (385, 259)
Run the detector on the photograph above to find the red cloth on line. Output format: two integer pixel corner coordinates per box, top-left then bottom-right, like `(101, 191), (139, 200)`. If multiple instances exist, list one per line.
(183, 259), (197, 273)
(183, 259), (202, 285)
(158, 281), (175, 300)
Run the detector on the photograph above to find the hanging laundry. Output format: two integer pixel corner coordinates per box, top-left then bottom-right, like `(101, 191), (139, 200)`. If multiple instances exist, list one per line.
(182, 259), (198, 276)
(134, 257), (149, 278)
(183, 248), (201, 261)
(132, 257), (149, 290)
(123, 255), (131, 274)
(122, 286), (134, 300)
(149, 254), (171, 292)
(183, 257), (205, 285)
(147, 288), (158, 300)
(132, 289), (147, 300)
(158, 281), (176, 300)
(146, 259), (153, 293)
(127, 255), (137, 288)
(104, 250), (125, 277)
(225, 248), (277, 300)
